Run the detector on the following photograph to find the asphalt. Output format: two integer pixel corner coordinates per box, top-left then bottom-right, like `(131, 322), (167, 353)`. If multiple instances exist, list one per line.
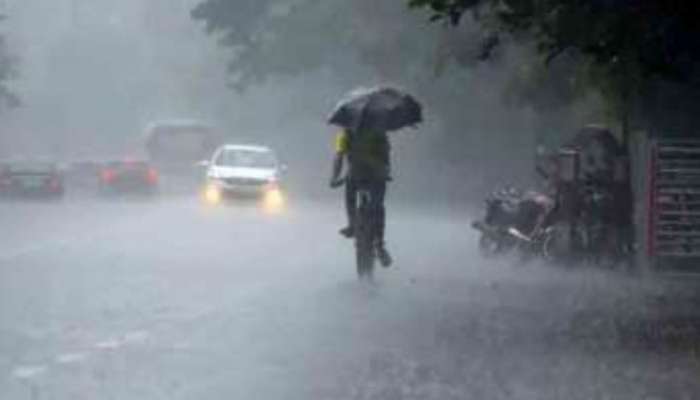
(1, 195), (700, 399)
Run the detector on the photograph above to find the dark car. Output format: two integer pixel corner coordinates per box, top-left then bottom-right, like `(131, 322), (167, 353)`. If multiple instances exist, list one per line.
(98, 160), (159, 196)
(0, 161), (65, 199)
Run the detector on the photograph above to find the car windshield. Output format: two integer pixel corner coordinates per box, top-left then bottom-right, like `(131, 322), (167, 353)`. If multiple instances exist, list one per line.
(218, 149), (277, 169)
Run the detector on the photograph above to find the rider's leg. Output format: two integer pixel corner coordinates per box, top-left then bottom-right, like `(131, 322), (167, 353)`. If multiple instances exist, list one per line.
(373, 181), (386, 242)
(371, 180), (392, 267)
(340, 179), (357, 237)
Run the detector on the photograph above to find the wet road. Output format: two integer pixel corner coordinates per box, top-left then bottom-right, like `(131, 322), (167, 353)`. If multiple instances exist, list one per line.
(1, 197), (700, 399)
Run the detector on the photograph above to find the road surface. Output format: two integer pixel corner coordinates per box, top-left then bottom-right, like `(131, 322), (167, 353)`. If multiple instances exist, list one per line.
(1, 196), (700, 399)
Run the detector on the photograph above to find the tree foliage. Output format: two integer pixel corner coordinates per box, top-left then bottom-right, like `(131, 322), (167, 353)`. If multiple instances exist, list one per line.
(409, 0), (700, 138)
(191, 0), (444, 90)
(410, 1), (700, 82)
(410, 0), (700, 107)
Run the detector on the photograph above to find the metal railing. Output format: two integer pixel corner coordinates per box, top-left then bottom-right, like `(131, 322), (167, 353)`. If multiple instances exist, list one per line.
(649, 139), (700, 260)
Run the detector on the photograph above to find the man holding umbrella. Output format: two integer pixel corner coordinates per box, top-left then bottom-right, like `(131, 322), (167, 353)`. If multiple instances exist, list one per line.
(328, 86), (422, 268)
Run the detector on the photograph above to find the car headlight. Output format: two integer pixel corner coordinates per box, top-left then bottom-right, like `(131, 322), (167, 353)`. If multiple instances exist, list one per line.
(203, 181), (222, 205)
(262, 184), (285, 213)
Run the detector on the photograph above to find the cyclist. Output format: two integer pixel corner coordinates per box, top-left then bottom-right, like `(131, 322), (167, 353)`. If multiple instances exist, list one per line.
(330, 123), (393, 267)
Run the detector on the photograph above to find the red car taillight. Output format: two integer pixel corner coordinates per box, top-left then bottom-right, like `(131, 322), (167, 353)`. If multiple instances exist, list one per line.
(146, 168), (159, 184)
(100, 169), (116, 183)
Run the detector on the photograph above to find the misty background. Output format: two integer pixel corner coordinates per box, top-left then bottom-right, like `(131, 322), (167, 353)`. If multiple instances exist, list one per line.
(0, 0), (608, 208)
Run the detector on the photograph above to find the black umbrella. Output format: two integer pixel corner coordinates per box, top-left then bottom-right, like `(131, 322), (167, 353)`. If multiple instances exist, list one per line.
(328, 86), (422, 132)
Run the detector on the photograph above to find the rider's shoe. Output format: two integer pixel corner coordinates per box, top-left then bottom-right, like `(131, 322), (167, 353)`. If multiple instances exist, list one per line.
(339, 225), (355, 238)
(377, 244), (393, 268)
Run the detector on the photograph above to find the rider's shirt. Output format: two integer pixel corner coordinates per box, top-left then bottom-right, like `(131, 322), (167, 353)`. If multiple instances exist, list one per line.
(335, 129), (390, 181)
(335, 130), (350, 154)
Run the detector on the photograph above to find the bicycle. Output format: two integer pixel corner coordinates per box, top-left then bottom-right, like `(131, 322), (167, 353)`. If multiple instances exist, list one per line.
(332, 177), (381, 280)
(354, 184), (378, 280)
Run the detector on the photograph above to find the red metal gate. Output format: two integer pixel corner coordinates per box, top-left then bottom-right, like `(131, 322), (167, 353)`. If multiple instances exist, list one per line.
(647, 139), (700, 268)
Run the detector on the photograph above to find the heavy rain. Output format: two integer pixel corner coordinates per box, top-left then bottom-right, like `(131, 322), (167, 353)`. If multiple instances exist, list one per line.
(1, 1), (700, 399)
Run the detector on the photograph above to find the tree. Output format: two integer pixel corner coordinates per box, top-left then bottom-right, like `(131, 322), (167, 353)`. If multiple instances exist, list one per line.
(409, 0), (700, 141)
(191, 0), (448, 91)
(410, 1), (700, 81)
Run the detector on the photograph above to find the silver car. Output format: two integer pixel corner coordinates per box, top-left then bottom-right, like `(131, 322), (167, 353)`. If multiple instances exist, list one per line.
(201, 145), (286, 211)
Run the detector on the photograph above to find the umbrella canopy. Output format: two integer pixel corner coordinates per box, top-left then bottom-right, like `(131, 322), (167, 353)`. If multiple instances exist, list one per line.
(328, 86), (422, 132)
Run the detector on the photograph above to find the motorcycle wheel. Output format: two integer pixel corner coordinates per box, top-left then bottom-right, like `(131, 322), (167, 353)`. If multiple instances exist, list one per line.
(541, 223), (574, 265)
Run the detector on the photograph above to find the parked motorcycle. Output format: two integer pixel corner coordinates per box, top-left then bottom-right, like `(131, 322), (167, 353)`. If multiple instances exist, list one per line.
(472, 187), (561, 261)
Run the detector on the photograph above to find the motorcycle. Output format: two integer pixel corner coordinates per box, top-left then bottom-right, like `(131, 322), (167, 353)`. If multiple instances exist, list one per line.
(472, 187), (561, 261)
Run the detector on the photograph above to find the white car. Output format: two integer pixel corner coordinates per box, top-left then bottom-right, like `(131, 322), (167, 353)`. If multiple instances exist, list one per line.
(201, 144), (286, 211)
